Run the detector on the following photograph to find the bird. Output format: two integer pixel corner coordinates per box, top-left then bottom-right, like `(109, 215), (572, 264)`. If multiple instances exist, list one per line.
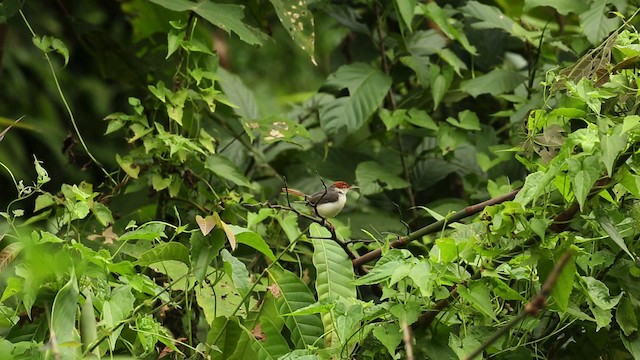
(282, 181), (355, 218)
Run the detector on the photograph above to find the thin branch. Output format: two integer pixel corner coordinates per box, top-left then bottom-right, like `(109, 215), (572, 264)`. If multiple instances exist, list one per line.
(463, 251), (573, 360)
(402, 320), (415, 360)
(353, 189), (521, 267)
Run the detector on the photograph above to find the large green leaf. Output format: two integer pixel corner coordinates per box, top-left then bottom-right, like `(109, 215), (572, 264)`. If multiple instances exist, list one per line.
(51, 274), (80, 358)
(249, 317), (290, 360)
(311, 224), (356, 347)
(320, 63), (391, 133)
(269, 268), (323, 349)
(148, 0), (266, 45)
(579, 0), (619, 45)
(269, 0), (316, 63)
(197, 272), (244, 322)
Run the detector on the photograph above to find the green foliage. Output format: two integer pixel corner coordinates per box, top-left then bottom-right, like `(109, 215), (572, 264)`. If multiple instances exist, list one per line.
(2, 0), (640, 359)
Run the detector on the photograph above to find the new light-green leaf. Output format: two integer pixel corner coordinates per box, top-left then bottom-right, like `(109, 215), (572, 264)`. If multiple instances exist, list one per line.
(320, 63), (391, 133)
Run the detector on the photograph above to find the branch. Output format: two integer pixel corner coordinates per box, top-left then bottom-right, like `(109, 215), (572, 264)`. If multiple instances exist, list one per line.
(352, 189), (521, 267)
(463, 250), (573, 360)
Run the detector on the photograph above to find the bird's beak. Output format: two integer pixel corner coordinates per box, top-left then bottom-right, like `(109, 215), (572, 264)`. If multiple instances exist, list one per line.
(350, 185), (359, 191)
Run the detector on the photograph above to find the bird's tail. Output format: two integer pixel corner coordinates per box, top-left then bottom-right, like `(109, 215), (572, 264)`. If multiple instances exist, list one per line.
(282, 188), (306, 198)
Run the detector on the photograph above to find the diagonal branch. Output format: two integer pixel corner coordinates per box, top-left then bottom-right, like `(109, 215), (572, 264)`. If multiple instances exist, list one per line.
(462, 250), (573, 360)
(352, 189), (521, 267)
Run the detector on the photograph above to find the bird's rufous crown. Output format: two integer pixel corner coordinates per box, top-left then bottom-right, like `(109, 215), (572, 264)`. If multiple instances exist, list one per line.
(332, 181), (351, 189)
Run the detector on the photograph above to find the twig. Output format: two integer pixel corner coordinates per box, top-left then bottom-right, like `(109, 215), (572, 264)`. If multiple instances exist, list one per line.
(257, 202), (361, 264)
(463, 251), (573, 360)
(402, 320), (415, 360)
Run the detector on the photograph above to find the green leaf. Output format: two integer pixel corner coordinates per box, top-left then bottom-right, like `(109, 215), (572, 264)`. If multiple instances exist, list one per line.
(221, 249), (251, 296)
(622, 115), (640, 134)
(421, 2), (476, 55)
(250, 317), (290, 360)
(270, 0), (316, 64)
(80, 290), (98, 355)
(228, 225), (276, 261)
(103, 285), (135, 350)
(461, 1), (537, 41)
(119, 223), (166, 242)
(32, 35), (69, 66)
(91, 202), (114, 226)
(616, 297), (638, 336)
(550, 255), (576, 312)
(567, 155), (600, 210)
(207, 316), (243, 360)
(51, 273), (80, 358)
(311, 226), (356, 346)
(447, 110), (480, 130)
(115, 153), (140, 179)
(523, 0), (588, 15)
(457, 280), (498, 321)
(600, 126), (627, 177)
(622, 333), (640, 359)
(355, 161), (410, 195)
(268, 268), (323, 349)
(148, 0), (266, 45)
(406, 108), (437, 130)
(583, 276), (623, 310)
(514, 170), (553, 207)
(437, 49), (467, 75)
(373, 322), (402, 356)
(395, 0), (417, 31)
(197, 273), (244, 321)
(460, 69), (526, 97)
(242, 116), (311, 144)
(137, 242), (190, 266)
(320, 63), (391, 133)
(205, 155), (252, 188)
(579, 0), (619, 45)
(596, 213), (634, 260)
(190, 231), (224, 282)
(490, 278), (526, 301)
(218, 68), (258, 120)
(34, 193), (55, 212)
